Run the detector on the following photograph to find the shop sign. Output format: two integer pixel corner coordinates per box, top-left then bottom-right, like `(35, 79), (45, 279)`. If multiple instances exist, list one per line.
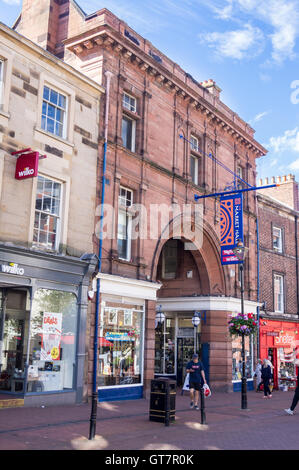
(220, 193), (244, 265)
(266, 331), (279, 337)
(12, 148), (47, 181)
(15, 151), (39, 180)
(41, 312), (62, 361)
(105, 332), (134, 342)
(177, 327), (194, 337)
(1, 262), (24, 276)
(274, 332), (296, 347)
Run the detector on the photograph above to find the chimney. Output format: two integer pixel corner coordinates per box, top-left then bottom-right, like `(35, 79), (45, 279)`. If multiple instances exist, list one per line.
(14, 0), (70, 58)
(200, 79), (222, 99)
(259, 174), (299, 211)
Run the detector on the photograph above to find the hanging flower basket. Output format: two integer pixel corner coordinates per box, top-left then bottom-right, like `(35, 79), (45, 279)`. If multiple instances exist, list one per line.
(127, 328), (139, 339)
(228, 313), (258, 336)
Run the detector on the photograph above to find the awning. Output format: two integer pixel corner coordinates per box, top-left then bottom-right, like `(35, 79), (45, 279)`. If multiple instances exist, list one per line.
(99, 337), (113, 347)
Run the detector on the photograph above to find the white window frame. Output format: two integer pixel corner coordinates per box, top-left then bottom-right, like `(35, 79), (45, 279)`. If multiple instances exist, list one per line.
(117, 186), (133, 261)
(237, 166), (243, 179)
(33, 175), (63, 251)
(123, 92), (137, 113)
(124, 309), (133, 326)
(121, 114), (136, 153)
(274, 274), (284, 313)
(41, 84), (68, 139)
(273, 226), (283, 253)
(108, 308), (118, 325)
(190, 154), (199, 185)
(190, 135), (199, 152)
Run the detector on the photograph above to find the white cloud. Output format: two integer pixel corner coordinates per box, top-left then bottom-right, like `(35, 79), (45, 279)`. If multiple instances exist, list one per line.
(199, 23), (264, 60)
(289, 159), (299, 170)
(265, 0), (299, 63)
(250, 110), (271, 124)
(267, 127), (299, 153)
(201, 0), (299, 63)
(1, 0), (20, 4)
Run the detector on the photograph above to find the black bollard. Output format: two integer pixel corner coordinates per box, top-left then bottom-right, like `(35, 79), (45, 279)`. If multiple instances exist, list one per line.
(200, 387), (206, 424)
(165, 380), (170, 427)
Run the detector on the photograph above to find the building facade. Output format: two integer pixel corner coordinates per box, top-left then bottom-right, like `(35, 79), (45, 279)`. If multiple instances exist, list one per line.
(0, 21), (104, 406)
(15, 0), (267, 401)
(257, 175), (299, 391)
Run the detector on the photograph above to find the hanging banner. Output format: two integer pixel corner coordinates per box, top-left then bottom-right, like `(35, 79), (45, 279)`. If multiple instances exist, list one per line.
(220, 193), (244, 265)
(41, 312), (62, 361)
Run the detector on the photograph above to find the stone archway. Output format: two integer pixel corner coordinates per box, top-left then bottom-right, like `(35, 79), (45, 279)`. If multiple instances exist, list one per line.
(151, 219), (227, 297)
(148, 218), (233, 392)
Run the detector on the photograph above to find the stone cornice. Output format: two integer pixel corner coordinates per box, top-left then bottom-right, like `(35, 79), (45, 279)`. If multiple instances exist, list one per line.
(65, 24), (267, 157)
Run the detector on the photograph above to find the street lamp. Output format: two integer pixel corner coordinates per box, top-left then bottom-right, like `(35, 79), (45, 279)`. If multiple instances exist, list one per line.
(232, 239), (249, 410)
(192, 311), (201, 355)
(155, 305), (165, 374)
(155, 305), (165, 329)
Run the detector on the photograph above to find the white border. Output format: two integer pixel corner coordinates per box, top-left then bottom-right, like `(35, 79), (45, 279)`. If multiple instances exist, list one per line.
(159, 296), (261, 313)
(97, 273), (161, 301)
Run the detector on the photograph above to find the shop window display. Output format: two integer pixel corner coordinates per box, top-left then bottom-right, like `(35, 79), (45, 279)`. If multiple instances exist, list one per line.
(98, 302), (144, 387)
(28, 289), (77, 392)
(278, 348), (297, 390)
(232, 335), (253, 381)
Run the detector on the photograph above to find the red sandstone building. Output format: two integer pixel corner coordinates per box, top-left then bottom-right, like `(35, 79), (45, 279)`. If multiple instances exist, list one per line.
(257, 175), (299, 391)
(15, 0), (268, 401)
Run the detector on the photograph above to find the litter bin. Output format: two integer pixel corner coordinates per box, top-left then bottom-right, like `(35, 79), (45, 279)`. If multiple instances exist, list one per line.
(149, 377), (176, 426)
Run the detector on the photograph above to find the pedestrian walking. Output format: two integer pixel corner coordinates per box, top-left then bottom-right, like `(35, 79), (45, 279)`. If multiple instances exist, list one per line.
(186, 353), (207, 410)
(254, 359), (262, 392)
(284, 368), (299, 415)
(261, 358), (272, 398)
(266, 356), (274, 392)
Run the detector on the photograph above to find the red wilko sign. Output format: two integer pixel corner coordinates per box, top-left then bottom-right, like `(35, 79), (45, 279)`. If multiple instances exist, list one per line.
(12, 148), (46, 180)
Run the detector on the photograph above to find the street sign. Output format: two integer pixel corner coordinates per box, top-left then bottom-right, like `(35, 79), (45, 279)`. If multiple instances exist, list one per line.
(220, 193), (244, 265)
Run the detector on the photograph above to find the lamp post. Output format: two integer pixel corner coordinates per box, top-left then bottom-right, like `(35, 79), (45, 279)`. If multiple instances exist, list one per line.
(155, 305), (165, 373)
(232, 240), (249, 410)
(192, 312), (201, 354)
(155, 305), (165, 329)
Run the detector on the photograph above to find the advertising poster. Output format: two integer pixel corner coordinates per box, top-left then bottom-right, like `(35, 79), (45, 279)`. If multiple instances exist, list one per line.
(220, 193), (244, 265)
(41, 312), (62, 361)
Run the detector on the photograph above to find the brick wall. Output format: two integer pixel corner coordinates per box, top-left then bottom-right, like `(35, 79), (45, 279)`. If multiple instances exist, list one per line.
(258, 194), (299, 315)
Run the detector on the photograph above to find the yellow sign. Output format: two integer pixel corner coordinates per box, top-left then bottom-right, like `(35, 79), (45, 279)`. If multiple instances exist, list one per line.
(51, 347), (60, 360)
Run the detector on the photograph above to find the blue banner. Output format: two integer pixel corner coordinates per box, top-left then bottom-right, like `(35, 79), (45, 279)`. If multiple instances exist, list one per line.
(220, 193), (244, 265)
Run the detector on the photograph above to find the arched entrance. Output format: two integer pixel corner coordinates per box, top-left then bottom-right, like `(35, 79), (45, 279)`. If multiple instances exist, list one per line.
(152, 223), (228, 387)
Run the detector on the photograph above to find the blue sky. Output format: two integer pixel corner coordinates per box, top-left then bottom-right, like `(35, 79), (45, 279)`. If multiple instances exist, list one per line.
(1, 0), (299, 183)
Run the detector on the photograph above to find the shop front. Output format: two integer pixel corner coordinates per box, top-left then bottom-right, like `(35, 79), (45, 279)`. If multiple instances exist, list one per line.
(0, 245), (97, 406)
(154, 312), (204, 386)
(260, 319), (299, 391)
(97, 273), (161, 402)
(157, 297), (259, 391)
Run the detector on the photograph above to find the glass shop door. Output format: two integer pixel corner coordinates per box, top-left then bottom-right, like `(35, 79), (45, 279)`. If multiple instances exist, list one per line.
(0, 288), (30, 393)
(176, 337), (194, 386)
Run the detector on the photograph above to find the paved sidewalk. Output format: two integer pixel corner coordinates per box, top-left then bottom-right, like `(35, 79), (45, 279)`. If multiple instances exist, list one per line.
(0, 389), (298, 450)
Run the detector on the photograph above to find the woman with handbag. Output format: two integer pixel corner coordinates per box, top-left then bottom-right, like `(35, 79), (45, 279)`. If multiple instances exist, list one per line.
(254, 359), (262, 392)
(261, 358), (272, 398)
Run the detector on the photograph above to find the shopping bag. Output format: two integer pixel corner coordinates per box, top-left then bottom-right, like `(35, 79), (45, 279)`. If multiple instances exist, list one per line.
(203, 383), (211, 397)
(183, 373), (190, 391)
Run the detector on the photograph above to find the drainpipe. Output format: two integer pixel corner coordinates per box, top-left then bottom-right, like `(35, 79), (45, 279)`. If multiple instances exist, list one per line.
(295, 215), (299, 317)
(255, 194), (261, 359)
(89, 70), (113, 441)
